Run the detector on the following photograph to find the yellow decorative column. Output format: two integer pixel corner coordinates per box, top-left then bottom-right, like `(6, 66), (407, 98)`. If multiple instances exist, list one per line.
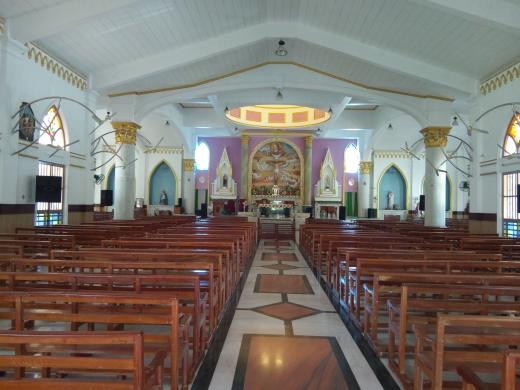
(421, 126), (450, 227)
(111, 121), (140, 220)
(182, 159), (195, 214)
(358, 161), (373, 218)
(240, 135), (249, 199)
(304, 135), (313, 206)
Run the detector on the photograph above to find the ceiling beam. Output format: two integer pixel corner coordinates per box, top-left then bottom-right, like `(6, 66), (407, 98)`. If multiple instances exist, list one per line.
(417, 0), (520, 32)
(92, 21), (477, 95)
(9, 0), (141, 43)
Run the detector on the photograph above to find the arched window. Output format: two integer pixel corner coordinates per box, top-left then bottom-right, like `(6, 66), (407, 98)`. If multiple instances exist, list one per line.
(503, 113), (520, 156)
(195, 142), (210, 170)
(39, 106), (66, 148)
(344, 143), (360, 173)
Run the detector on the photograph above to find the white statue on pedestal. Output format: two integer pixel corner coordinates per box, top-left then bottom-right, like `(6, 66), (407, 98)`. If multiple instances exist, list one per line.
(387, 191), (394, 210)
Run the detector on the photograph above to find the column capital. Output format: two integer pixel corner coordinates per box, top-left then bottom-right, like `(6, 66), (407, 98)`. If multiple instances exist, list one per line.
(241, 134), (249, 145)
(359, 161), (373, 174)
(420, 126), (451, 148)
(183, 159), (195, 172)
(305, 135), (313, 147)
(112, 121), (141, 144)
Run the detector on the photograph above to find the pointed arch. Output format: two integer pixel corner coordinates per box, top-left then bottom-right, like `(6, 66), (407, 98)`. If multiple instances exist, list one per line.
(503, 113), (520, 156)
(147, 160), (179, 205)
(39, 105), (66, 148)
(344, 143), (360, 173)
(377, 164), (408, 210)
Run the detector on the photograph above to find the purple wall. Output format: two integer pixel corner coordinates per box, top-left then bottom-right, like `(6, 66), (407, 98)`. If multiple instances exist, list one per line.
(312, 138), (357, 195)
(199, 137), (241, 193)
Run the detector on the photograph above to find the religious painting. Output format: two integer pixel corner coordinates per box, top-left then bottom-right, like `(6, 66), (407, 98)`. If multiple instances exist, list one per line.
(251, 140), (301, 197)
(18, 102), (36, 142)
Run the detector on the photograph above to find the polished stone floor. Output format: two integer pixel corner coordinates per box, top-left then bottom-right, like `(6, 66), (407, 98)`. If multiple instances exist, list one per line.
(208, 240), (386, 390)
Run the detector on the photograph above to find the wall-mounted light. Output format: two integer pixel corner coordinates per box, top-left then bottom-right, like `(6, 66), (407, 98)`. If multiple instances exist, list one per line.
(224, 106), (229, 114)
(387, 123), (393, 130)
(328, 107), (333, 114)
(275, 89), (284, 101)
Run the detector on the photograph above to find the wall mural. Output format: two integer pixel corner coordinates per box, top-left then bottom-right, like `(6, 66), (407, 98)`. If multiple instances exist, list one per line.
(251, 140), (301, 198)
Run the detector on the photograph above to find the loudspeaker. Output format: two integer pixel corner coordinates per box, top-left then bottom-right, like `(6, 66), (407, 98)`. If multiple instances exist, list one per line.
(367, 208), (377, 218)
(284, 207), (291, 218)
(177, 198), (182, 207)
(100, 190), (113, 206)
(260, 207), (268, 217)
(339, 206), (346, 220)
(200, 203), (208, 219)
(419, 195), (425, 211)
(35, 176), (62, 203)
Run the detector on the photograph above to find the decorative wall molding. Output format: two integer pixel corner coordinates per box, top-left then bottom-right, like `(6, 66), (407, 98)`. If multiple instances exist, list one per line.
(111, 121), (140, 145)
(144, 146), (183, 155)
(25, 43), (88, 90)
(183, 159), (195, 171)
(373, 150), (413, 159)
(480, 61), (520, 95)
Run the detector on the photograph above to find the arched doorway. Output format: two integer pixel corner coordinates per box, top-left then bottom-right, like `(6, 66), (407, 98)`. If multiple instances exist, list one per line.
(379, 165), (407, 210)
(148, 161), (176, 205)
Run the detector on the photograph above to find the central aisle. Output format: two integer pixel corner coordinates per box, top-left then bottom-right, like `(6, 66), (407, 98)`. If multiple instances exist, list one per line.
(209, 240), (384, 390)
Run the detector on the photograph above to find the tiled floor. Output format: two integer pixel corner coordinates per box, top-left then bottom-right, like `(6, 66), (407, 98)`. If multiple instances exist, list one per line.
(208, 240), (386, 390)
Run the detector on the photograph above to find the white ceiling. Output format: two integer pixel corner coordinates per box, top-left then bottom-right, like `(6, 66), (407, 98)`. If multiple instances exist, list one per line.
(2, 0), (520, 100)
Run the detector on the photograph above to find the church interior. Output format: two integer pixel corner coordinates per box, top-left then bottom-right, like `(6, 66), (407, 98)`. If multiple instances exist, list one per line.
(1, 0), (520, 389)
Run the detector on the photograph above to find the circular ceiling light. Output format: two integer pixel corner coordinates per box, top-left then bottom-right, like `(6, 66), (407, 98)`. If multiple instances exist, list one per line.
(275, 40), (288, 56)
(225, 105), (331, 129)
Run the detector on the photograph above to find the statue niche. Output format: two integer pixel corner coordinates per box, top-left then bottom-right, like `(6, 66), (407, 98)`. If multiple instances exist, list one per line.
(211, 147), (237, 199)
(314, 149), (342, 202)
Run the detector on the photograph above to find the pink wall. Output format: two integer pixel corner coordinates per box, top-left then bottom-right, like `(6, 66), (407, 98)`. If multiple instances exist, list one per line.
(199, 137), (241, 193)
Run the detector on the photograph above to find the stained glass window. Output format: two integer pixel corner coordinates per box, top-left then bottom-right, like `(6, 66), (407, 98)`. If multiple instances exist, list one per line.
(195, 142), (210, 171)
(344, 143), (360, 173)
(503, 113), (520, 156)
(39, 106), (66, 148)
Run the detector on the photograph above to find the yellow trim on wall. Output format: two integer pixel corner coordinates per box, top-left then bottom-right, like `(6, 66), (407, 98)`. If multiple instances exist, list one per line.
(146, 160), (180, 206)
(107, 61), (454, 102)
(377, 163), (410, 210)
(247, 137), (304, 203)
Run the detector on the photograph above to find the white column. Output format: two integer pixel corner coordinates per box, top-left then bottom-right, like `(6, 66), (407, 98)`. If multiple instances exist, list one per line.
(304, 135), (313, 206)
(183, 158), (195, 214)
(112, 121), (140, 220)
(421, 127), (450, 228)
(358, 161), (373, 218)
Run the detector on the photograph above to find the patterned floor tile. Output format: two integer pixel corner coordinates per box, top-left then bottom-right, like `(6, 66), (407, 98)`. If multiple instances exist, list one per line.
(253, 302), (319, 321)
(261, 253), (298, 261)
(254, 274), (313, 294)
(261, 263), (299, 271)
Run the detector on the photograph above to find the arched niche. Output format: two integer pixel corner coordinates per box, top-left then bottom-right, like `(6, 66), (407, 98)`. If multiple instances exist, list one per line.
(378, 165), (407, 210)
(148, 161), (177, 206)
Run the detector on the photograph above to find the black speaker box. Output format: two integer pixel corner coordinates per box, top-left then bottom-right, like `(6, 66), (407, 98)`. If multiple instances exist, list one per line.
(284, 207), (291, 218)
(367, 208), (377, 218)
(339, 206), (346, 220)
(35, 176), (62, 203)
(419, 195), (425, 211)
(177, 198), (182, 207)
(201, 203), (208, 219)
(100, 190), (113, 206)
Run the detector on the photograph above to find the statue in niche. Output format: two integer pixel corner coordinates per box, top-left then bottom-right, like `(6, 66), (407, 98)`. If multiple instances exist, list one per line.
(159, 190), (168, 205)
(18, 102), (36, 142)
(222, 174), (228, 188)
(211, 147), (237, 199)
(325, 175), (332, 191)
(387, 191), (394, 210)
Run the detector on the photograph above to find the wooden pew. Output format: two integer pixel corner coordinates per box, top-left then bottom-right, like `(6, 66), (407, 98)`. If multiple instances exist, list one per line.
(413, 315), (520, 390)
(0, 291), (185, 389)
(386, 284), (520, 385)
(0, 271), (206, 378)
(362, 272), (520, 352)
(457, 350), (520, 390)
(0, 330), (166, 389)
